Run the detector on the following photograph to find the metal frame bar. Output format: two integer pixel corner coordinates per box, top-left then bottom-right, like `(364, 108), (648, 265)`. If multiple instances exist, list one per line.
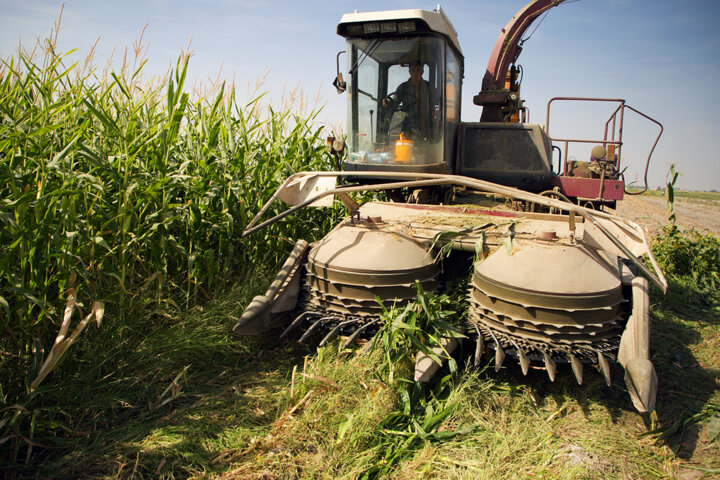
(545, 97), (663, 195)
(545, 97), (626, 175)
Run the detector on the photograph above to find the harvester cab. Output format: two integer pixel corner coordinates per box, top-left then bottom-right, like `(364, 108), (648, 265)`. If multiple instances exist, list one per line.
(235, 0), (666, 414)
(337, 7), (462, 175)
(337, 4), (555, 193)
(334, 2), (662, 205)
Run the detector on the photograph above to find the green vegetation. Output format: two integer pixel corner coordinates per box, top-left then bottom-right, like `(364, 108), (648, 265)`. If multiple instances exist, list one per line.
(651, 163), (720, 291)
(0, 39), (340, 468)
(2, 39), (719, 479)
(652, 227), (720, 291)
(7, 271), (717, 479)
(636, 188), (720, 203)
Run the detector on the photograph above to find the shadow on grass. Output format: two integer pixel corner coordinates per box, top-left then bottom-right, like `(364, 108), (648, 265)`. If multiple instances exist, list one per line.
(647, 279), (720, 461)
(452, 278), (719, 463)
(5, 279), (314, 479)
(8, 275), (718, 478)
(35, 332), (310, 479)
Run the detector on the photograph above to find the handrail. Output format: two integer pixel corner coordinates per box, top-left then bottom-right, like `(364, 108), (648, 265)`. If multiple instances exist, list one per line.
(547, 97), (625, 178)
(622, 105), (664, 195)
(545, 97), (662, 194)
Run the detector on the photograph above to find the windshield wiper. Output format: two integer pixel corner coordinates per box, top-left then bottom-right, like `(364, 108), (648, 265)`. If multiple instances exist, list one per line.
(349, 39), (381, 75)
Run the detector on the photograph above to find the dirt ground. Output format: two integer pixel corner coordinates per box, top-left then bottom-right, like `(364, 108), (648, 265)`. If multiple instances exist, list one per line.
(615, 194), (720, 238)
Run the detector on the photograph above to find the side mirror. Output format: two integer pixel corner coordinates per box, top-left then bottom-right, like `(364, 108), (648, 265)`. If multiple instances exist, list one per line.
(333, 50), (346, 94)
(333, 73), (346, 94)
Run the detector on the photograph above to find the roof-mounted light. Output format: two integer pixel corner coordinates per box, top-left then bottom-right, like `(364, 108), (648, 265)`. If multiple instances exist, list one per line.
(346, 24), (363, 35)
(339, 18), (426, 39)
(380, 22), (397, 33)
(398, 20), (416, 33)
(363, 22), (380, 34)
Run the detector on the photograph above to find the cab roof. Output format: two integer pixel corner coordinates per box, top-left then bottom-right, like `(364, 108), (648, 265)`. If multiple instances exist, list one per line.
(337, 7), (462, 55)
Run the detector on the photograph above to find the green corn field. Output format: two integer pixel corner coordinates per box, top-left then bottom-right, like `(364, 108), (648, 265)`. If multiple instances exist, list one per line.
(0, 39), (341, 463)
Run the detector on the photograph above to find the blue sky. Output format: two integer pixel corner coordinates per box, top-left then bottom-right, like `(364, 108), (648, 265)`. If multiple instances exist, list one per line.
(2, 0), (719, 190)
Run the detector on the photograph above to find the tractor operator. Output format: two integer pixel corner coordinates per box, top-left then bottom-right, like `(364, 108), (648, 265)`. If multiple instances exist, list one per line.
(382, 62), (434, 141)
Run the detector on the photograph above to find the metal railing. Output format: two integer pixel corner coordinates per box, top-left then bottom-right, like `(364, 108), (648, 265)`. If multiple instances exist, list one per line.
(545, 97), (663, 194)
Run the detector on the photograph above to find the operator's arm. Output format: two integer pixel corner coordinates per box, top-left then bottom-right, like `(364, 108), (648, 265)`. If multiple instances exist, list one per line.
(384, 81), (413, 110)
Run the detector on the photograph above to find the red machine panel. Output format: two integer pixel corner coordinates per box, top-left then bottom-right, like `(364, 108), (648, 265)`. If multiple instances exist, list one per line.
(551, 176), (624, 201)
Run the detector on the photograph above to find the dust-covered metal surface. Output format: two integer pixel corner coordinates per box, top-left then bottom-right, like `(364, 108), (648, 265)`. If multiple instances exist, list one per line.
(468, 242), (625, 386)
(302, 225), (439, 319)
(232, 239), (309, 336)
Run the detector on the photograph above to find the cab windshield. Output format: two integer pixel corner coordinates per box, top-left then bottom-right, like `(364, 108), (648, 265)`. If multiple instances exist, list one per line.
(346, 35), (451, 167)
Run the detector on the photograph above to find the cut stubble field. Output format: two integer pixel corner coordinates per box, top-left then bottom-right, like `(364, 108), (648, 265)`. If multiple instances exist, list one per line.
(617, 191), (720, 238)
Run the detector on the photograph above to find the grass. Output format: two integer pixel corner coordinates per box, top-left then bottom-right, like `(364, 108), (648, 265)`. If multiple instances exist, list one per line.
(3, 267), (715, 479)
